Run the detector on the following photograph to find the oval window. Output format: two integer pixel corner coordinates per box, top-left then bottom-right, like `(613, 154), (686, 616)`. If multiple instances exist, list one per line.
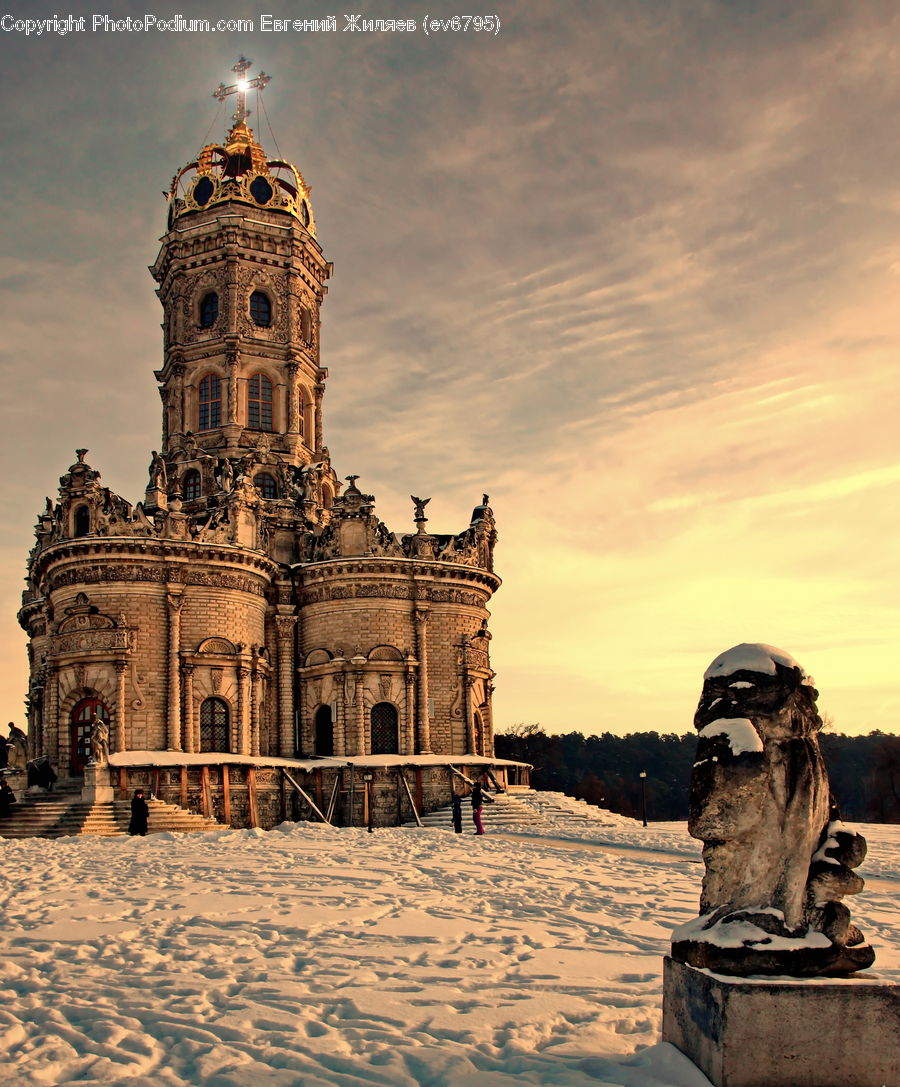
(193, 176), (214, 207)
(300, 200), (310, 227)
(250, 176), (273, 204)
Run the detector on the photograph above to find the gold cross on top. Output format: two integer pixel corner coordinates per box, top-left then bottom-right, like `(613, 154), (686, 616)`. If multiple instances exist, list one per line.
(212, 57), (271, 128)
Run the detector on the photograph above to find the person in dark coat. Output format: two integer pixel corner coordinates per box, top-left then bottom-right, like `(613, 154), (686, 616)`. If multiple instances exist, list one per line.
(0, 781), (16, 817)
(471, 781), (493, 835)
(451, 793), (463, 834)
(128, 789), (150, 836)
(26, 756), (57, 792)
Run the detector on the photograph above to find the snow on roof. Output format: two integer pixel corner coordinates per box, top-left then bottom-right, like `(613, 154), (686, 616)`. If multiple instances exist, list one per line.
(703, 642), (813, 684)
(698, 718), (763, 755)
(108, 751), (531, 770)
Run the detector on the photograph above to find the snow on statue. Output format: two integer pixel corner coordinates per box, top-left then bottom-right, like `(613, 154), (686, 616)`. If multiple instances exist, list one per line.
(671, 642), (875, 976)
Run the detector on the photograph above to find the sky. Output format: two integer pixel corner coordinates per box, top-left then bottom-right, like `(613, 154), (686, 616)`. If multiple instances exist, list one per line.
(1, 1), (899, 738)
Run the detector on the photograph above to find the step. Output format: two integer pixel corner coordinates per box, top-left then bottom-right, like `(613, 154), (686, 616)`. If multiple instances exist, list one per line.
(0, 795), (222, 839)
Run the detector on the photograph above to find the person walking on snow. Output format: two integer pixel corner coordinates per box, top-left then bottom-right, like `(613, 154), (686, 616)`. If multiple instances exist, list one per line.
(471, 781), (493, 835)
(129, 788), (150, 836)
(451, 792), (463, 833)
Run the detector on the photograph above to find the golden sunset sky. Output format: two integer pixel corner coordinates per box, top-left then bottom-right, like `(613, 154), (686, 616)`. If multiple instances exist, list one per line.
(1, 2), (898, 737)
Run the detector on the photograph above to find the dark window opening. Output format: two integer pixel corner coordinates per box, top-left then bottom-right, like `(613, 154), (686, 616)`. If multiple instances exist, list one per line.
(314, 705), (334, 757)
(73, 505), (90, 537)
(183, 470), (201, 501)
(199, 697), (230, 753)
(254, 472), (278, 499)
(370, 702), (399, 755)
(247, 373), (273, 431)
(200, 292), (219, 328)
(250, 291), (272, 328)
(199, 373), (221, 431)
(250, 176), (273, 204)
(194, 176), (214, 206)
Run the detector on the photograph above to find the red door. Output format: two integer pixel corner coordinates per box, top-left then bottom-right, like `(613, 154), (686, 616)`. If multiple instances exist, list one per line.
(70, 698), (110, 774)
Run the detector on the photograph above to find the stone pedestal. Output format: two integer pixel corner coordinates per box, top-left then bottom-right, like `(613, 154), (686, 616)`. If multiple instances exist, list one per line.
(81, 763), (114, 803)
(662, 956), (899, 1087)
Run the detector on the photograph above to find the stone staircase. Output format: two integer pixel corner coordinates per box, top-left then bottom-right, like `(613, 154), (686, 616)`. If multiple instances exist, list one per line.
(403, 789), (551, 831)
(404, 789), (622, 832)
(0, 789), (222, 840)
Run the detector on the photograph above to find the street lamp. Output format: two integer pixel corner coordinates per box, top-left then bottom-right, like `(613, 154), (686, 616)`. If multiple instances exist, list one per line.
(363, 772), (374, 833)
(639, 771), (648, 827)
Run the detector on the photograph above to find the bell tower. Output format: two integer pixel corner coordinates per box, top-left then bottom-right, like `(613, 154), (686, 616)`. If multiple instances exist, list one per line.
(150, 58), (333, 506)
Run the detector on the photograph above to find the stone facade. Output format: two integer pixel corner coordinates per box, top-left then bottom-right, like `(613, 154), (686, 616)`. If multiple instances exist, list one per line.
(17, 73), (501, 791)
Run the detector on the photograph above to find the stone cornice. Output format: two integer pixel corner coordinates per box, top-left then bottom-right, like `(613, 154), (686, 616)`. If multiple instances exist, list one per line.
(32, 537), (279, 589)
(295, 557), (501, 594)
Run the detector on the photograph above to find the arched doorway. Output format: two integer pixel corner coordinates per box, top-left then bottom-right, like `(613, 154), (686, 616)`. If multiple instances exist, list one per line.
(314, 704), (334, 757)
(474, 711), (485, 757)
(199, 697), (230, 752)
(370, 702), (399, 755)
(70, 697), (110, 774)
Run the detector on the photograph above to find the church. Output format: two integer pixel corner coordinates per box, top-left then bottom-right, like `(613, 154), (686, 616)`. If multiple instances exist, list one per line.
(16, 60), (525, 828)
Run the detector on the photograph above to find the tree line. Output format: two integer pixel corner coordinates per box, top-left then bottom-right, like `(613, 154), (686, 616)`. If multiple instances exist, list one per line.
(494, 725), (900, 823)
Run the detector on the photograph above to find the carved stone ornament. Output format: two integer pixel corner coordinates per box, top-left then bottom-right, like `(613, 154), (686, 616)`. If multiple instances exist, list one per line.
(671, 643), (875, 977)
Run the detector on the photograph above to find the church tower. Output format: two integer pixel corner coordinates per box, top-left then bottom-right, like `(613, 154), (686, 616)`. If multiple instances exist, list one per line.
(150, 58), (337, 529)
(17, 60), (510, 827)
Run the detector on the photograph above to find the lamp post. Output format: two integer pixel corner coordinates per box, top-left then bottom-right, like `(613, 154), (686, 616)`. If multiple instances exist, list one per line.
(639, 771), (648, 827)
(363, 772), (374, 833)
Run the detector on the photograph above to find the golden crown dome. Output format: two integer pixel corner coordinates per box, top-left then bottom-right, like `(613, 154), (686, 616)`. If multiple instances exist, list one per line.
(164, 58), (315, 234)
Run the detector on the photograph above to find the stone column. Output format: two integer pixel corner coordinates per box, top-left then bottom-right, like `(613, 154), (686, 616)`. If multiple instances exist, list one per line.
(114, 660), (127, 753)
(332, 672), (346, 756)
(159, 388), (170, 449)
(414, 608), (432, 754)
(250, 654), (260, 756)
(275, 616), (297, 756)
(354, 671), (366, 754)
(286, 362), (300, 433)
(465, 677), (477, 755)
(172, 362), (186, 438)
(181, 662), (195, 753)
(165, 590), (184, 751)
(404, 669), (416, 756)
(484, 681), (496, 757)
(236, 664), (250, 755)
(225, 345), (239, 426)
(314, 382), (325, 454)
(45, 665), (59, 762)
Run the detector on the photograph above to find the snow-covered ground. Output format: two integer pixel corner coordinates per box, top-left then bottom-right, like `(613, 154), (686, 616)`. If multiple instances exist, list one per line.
(1, 808), (896, 1087)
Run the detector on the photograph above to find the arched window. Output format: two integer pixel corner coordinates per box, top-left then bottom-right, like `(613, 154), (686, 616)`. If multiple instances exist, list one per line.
(254, 472), (278, 499)
(183, 469), (201, 501)
(198, 373), (221, 431)
(298, 390), (307, 439)
(474, 711), (485, 757)
(249, 291), (272, 328)
(70, 696), (110, 774)
(247, 373), (273, 430)
(370, 703), (399, 755)
(73, 505), (90, 537)
(314, 704), (334, 757)
(199, 697), (230, 753)
(199, 292), (218, 328)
